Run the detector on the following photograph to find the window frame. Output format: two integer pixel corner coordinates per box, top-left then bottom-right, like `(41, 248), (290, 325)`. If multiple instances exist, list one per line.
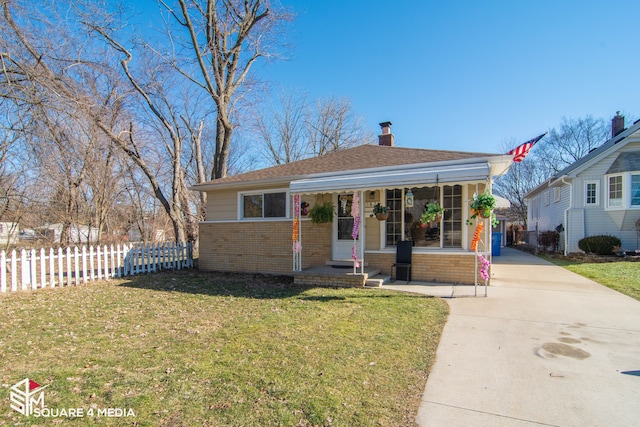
(238, 189), (289, 220)
(606, 174), (624, 209)
(584, 180), (599, 206)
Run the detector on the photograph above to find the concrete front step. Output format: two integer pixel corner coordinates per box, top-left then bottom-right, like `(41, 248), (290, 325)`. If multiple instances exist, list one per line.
(364, 274), (391, 288)
(325, 259), (369, 267)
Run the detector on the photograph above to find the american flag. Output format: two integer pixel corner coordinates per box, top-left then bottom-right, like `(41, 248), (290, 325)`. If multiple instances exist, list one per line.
(507, 133), (546, 162)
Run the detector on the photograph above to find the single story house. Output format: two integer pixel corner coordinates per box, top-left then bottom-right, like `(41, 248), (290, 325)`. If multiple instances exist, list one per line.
(192, 122), (514, 285)
(525, 113), (640, 254)
(36, 223), (99, 244)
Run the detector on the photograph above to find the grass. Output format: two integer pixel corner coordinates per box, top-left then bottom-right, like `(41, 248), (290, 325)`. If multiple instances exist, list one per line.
(0, 271), (448, 426)
(539, 254), (640, 301)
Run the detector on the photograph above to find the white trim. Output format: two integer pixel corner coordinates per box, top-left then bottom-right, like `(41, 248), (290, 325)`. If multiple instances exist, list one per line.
(584, 180), (599, 206)
(199, 219), (293, 224)
(631, 173), (640, 207)
(365, 248), (470, 255)
(237, 188), (290, 220)
(606, 173), (625, 210)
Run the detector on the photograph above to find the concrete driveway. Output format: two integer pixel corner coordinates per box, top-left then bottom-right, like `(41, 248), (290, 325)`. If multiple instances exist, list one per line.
(391, 247), (640, 426)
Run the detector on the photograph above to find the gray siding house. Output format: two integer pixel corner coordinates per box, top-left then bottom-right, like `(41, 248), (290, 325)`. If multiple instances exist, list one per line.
(526, 114), (640, 254)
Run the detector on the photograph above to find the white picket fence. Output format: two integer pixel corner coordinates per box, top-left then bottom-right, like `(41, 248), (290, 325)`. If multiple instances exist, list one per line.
(0, 242), (194, 293)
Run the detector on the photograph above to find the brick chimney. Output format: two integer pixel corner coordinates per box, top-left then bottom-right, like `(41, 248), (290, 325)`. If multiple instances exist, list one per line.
(612, 111), (625, 137)
(378, 121), (394, 146)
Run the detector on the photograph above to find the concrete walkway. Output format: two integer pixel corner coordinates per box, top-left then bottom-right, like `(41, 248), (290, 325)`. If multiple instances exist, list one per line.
(387, 247), (640, 427)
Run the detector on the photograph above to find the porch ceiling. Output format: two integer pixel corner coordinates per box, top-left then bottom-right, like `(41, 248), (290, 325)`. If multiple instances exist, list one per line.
(289, 161), (490, 194)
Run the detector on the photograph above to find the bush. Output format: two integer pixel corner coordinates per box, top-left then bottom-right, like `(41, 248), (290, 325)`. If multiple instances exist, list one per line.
(538, 230), (560, 253)
(578, 235), (622, 255)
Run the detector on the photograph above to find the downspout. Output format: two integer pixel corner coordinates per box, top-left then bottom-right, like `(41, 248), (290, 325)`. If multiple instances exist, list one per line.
(560, 176), (572, 256)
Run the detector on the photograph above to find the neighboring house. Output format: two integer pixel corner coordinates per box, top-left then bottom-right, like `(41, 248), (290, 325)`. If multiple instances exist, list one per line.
(0, 222), (20, 246)
(36, 223), (99, 244)
(129, 228), (167, 243)
(525, 113), (640, 254)
(192, 122), (514, 285)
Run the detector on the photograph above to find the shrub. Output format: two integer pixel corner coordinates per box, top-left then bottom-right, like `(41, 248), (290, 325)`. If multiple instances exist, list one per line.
(538, 230), (560, 253)
(578, 235), (622, 255)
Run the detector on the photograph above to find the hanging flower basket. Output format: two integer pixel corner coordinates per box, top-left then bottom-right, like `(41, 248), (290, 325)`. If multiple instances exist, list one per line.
(472, 208), (491, 219)
(469, 191), (496, 220)
(371, 203), (389, 221)
(421, 202), (444, 224)
(309, 202), (334, 224)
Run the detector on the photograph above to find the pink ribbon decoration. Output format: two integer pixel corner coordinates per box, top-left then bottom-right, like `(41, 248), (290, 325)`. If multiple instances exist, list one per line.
(351, 245), (360, 268)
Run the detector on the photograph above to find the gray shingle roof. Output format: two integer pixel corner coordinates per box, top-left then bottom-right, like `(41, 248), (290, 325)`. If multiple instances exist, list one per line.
(194, 144), (497, 189)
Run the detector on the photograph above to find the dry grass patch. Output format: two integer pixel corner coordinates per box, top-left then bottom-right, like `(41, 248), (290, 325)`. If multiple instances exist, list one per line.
(0, 271), (448, 426)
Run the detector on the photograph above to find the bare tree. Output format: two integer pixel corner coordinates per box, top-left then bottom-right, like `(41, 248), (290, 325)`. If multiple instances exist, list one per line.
(537, 116), (610, 175)
(306, 96), (373, 157)
(158, 0), (293, 179)
(495, 114), (617, 227)
(252, 89), (309, 166)
(251, 92), (373, 166)
(493, 155), (549, 228)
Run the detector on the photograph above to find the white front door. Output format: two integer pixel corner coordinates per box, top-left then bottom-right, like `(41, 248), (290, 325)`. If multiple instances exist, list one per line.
(333, 193), (357, 260)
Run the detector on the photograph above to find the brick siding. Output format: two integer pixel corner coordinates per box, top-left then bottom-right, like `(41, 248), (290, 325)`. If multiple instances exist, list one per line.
(198, 220), (331, 274)
(366, 252), (481, 284)
(199, 221), (483, 285)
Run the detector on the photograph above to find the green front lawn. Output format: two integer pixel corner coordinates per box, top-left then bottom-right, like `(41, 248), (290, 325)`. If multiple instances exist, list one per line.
(540, 255), (640, 301)
(1, 272), (448, 426)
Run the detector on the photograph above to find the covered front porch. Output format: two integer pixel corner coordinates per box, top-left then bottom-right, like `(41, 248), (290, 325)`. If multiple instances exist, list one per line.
(287, 155), (512, 287)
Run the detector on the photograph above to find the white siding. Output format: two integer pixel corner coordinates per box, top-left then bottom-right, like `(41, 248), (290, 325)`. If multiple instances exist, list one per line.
(571, 142), (640, 252)
(530, 184), (569, 234)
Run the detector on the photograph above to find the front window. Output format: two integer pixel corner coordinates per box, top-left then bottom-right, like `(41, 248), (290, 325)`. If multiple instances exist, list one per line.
(442, 185), (463, 247)
(632, 175), (640, 206)
(585, 181), (598, 206)
(404, 186), (441, 247)
(242, 191), (287, 219)
(608, 175), (623, 208)
(385, 185), (462, 248)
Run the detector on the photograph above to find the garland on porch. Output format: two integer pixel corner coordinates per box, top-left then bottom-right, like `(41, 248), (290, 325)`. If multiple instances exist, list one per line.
(471, 221), (484, 252)
(292, 195), (301, 254)
(477, 254), (491, 281)
(350, 192), (360, 268)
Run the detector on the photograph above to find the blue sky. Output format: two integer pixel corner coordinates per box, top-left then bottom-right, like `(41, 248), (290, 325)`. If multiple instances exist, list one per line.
(259, 0), (640, 153)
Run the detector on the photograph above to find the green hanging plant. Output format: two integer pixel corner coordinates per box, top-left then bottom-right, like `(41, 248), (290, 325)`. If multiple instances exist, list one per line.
(468, 191), (498, 226)
(309, 202), (335, 224)
(420, 202), (444, 223)
(469, 191), (496, 219)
